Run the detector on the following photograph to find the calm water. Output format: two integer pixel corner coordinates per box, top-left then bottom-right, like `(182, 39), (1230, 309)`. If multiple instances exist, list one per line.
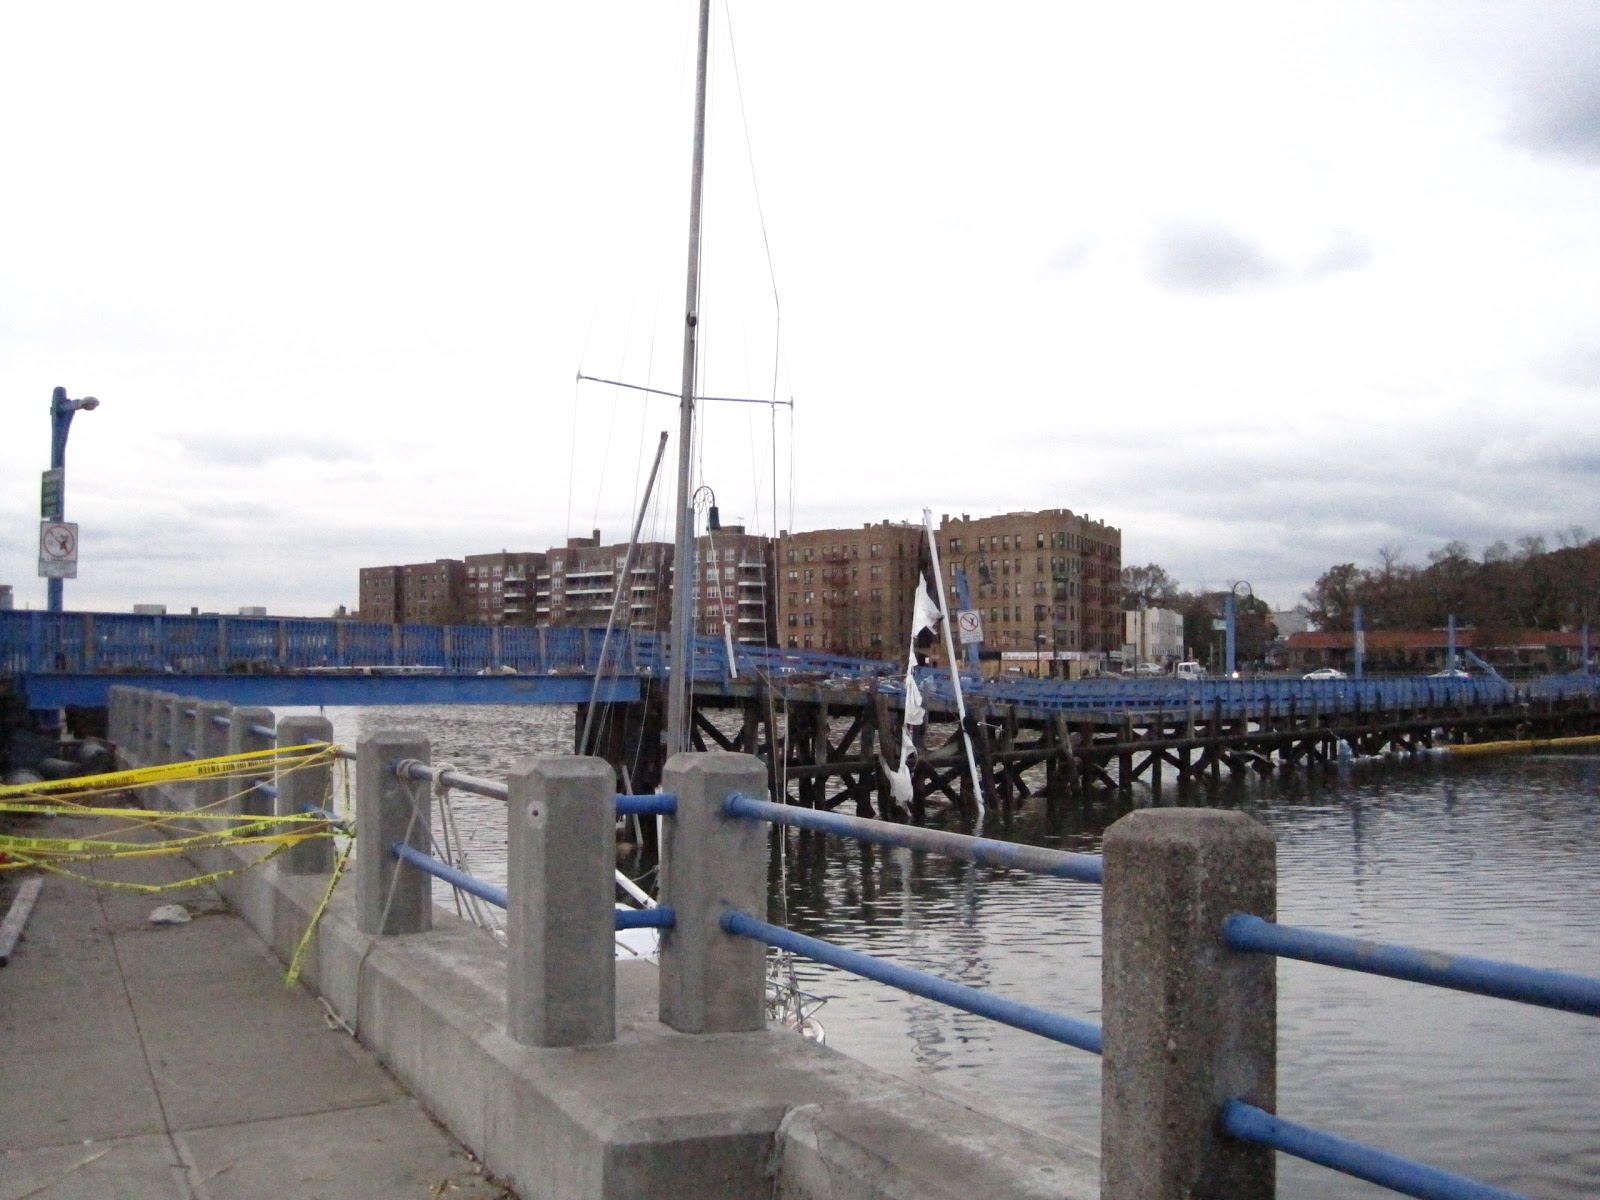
(294, 705), (1600, 1199)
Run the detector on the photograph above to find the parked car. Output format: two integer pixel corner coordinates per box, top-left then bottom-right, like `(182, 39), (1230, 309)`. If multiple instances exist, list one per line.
(1173, 661), (1207, 680)
(1130, 662), (1165, 676)
(1303, 667), (1348, 680)
(1428, 668), (1470, 678)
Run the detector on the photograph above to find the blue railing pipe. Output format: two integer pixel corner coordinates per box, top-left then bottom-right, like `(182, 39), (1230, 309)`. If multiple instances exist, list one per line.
(1222, 1100), (1530, 1200)
(615, 906), (675, 930)
(724, 793), (1104, 884)
(390, 841), (672, 932)
(392, 841), (507, 907)
(1223, 914), (1600, 1017)
(722, 910), (1103, 1055)
(616, 793), (677, 816)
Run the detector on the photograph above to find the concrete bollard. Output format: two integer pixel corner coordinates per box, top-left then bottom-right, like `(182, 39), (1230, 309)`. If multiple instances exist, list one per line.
(142, 691), (167, 764)
(122, 689), (142, 764)
(229, 706), (277, 817)
(194, 700), (233, 811)
(506, 756), (617, 1047)
(658, 752), (770, 1035)
(356, 731), (432, 935)
(151, 692), (175, 765)
(1101, 808), (1277, 1200)
(150, 691), (175, 766)
(106, 685), (128, 749)
(277, 715), (335, 875)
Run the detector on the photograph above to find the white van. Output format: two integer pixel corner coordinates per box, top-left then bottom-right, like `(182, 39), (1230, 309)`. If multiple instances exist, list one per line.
(1173, 661), (1207, 680)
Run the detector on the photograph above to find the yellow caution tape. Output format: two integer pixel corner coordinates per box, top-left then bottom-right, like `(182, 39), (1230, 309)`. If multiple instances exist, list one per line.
(285, 837), (354, 988)
(0, 743), (334, 799)
(13, 838), (301, 894)
(0, 821), (330, 859)
(0, 743), (359, 976)
(0, 803), (334, 825)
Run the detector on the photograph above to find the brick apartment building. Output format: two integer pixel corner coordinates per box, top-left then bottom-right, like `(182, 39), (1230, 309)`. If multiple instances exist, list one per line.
(534, 532), (673, 630)
(530, 527), (774, 642)
(775, 522), (925, 656)
(354, 508), (1118, 663)
(464, 551), (546, 624)
(689, 526), (777, 644)
(937, 509), (1123, 661)
(357, 559), (467, 625)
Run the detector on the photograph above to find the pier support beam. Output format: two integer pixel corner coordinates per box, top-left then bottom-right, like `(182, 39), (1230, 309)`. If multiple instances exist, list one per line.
(1101, 808), (1277, 1200)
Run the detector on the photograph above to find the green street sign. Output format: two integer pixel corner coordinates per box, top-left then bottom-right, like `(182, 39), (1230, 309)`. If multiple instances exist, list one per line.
(40, 468), (63, 518)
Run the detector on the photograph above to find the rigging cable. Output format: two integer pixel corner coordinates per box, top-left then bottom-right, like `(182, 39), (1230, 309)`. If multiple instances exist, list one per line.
(723, 0), (790, 556)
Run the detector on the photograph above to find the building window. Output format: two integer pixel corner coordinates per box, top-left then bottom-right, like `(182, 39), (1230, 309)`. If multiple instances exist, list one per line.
(948, 537), (962, 553)
(870, 543), (883, 558)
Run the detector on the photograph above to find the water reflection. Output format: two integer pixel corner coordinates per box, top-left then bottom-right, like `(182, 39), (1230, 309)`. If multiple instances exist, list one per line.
(294, 705), (1598, 1200)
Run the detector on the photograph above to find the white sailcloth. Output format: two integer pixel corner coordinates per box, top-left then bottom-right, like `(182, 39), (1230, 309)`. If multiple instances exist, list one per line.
(880, 574), (941, 807)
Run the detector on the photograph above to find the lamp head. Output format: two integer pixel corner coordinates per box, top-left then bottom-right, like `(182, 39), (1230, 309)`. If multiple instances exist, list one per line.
(78, 396), (100, 411)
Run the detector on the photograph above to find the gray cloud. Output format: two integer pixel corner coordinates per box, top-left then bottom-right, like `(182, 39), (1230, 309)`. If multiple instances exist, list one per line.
(1503, 45), (1600, 165)
(1303, 232), (1373, 280)
(1541, 343), (1600, 389)
(1150, 226), (1281, 293)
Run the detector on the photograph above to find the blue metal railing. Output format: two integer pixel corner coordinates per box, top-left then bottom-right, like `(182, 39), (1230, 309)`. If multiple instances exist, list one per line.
(718, 793), (1104, 1060)
(1223, 914), (1600, 1017)
(389, 841), (674, 931)
(715, 788), (1597, 1200)
(12, 610), (1596, 721)
(1218, 914), (1600, 1198)
(1221, 1101), (1527, 1200)
(725, 793), (1103, 883)
(722, 910), (1103, 1054)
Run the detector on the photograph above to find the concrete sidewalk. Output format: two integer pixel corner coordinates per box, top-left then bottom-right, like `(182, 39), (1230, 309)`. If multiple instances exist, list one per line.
(0, 815), (517, 1200)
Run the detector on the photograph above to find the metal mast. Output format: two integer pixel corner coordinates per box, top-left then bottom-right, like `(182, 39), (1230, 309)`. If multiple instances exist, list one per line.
(666, 0), (712, 758)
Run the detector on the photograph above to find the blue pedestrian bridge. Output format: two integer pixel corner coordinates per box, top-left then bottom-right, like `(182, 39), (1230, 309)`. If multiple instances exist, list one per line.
(3, 609), (1594, 716)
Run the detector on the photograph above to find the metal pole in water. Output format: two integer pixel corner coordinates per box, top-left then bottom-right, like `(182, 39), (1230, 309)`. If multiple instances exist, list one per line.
(666, 0), (712, 759)
(1353, 604), (1365, 680)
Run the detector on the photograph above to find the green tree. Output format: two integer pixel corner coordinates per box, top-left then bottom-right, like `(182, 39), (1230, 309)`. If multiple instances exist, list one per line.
(1120, 563), (1179, 610)
(1304, 563), (1363, 631)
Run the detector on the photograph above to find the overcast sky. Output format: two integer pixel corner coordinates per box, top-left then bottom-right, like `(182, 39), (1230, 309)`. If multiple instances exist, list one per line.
(4, 2), (1597, 617)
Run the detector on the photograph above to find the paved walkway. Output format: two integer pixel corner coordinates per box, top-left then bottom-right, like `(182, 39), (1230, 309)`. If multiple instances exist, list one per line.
(0, 814), (518, 1199)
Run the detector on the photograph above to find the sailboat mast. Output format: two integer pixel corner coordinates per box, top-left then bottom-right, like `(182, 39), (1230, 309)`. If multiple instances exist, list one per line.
(666, 0), (712, 758)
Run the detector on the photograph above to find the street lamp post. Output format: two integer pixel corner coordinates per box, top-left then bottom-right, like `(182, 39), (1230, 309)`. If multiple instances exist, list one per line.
(45, 386), (100, 613)
(1224, 580), (1253, 678)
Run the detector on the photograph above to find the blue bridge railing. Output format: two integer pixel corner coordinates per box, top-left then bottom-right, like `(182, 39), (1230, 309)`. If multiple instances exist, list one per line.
(712, 788), (1595, 1200)
(14, 609), (1597, 721)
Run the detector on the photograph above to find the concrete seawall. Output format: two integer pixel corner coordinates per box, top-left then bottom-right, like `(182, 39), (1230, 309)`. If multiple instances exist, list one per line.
(116, 742), (1100, 1197)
